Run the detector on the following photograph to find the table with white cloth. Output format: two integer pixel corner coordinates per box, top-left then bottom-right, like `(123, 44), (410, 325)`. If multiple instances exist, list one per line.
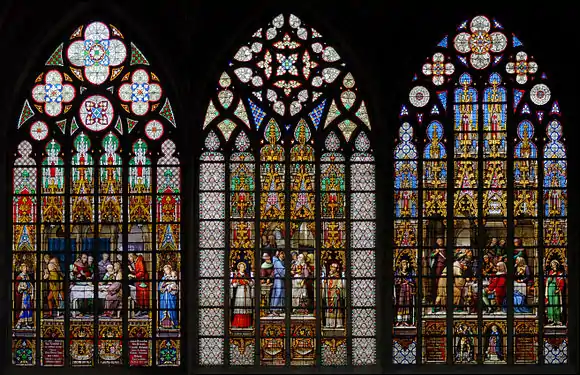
(70, 283), (136, 317)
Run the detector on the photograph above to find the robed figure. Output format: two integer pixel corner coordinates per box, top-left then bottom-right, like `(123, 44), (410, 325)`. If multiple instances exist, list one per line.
(129, 253), (150, 317)
(545, 259), (566, 325)
(270, 251), (285, 315)
(14, 263), (34, 329)
(159, 264), (179, 328)
(230, 262), (254, 328)
(394, 258), (416, 326)
(430, 238), (446, 304)
(483, 261), (507, 313)
(455, 324), (475, 363)
(291, 253), (310, 314)
(44, 256), (64, 317)
(72, 253), (91, 281)
(260, 252), (274, 284)
(98, 253), (112, 280)
(513, 256), (532, 313)
(102, 264), (122, 317)
(323, 262), (345, 328)
(486, 324), (504, 361)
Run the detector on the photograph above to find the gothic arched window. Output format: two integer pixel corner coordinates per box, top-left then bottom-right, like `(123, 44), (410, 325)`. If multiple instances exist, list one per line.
(392, 15), (567, 365)
(198, 13), (376, 367)
(11, 21), (182, 367)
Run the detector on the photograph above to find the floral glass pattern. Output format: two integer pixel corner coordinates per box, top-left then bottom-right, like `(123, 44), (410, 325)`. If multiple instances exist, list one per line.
(31, 70), (76, 117)
(506, 51), (538, 84)
(67, 22), (127, 85)
(118, 69), (163, 116)
(453, 15), (508, 69)
(422, 53), (455, 86)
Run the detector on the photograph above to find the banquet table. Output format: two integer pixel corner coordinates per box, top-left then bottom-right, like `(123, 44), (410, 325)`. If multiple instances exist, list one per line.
(70, 283), (136, 317)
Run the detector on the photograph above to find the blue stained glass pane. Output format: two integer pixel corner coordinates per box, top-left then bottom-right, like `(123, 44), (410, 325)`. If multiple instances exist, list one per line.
(308, 99), (326, 128)
(424, 121), (446, 159)
(437, 91), (447, 110)
(513, 34), (523, 47)
(394, 122), (417, 159)
(550, 101), (561, 115)
(544, 338), (568, 364)
(393, 340), (417, 364)
(515, 120), (537, 158)
(458, 73), (473, 86)
(513, 89), (525, 112)
(437, 35), (448, 48)
(521, 103), (531, 115)
(247, 98), (266, 129)
(394, 160), (418, 189)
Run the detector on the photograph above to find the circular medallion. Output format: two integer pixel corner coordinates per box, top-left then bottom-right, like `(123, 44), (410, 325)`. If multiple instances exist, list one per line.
(89, 43), (107, 63)
(145, 120), (164, 140)
(30, 121), (49, 141)
(469, 31), (492, 54)
(530, 84), (551, 106)
(409, 86), (430, 107)
(79, 95), (114, 131)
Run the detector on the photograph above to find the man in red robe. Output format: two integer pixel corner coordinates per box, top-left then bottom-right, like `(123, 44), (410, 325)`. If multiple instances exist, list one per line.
(129, 253), (150, 317)
(483, 261), (507, 313)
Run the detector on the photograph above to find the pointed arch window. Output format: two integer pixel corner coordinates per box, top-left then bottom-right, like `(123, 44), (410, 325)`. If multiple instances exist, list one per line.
(392, 15), (567, 365)
(11, 21), (181, 367)
(198, 13), (376, 367)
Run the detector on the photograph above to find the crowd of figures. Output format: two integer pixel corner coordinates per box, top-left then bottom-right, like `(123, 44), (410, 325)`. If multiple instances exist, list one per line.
(229, 233), (346, 330)
(13, 251), (180, 329)
(393, 236), (567, 326)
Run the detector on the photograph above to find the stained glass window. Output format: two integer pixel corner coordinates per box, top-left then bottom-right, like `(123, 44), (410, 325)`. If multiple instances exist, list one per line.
(198, 13), (376, 367)
(11, 21), (181, 367)
(393, 15), (567, 365)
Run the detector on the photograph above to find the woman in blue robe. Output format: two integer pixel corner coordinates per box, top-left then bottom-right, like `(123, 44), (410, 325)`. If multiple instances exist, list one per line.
(158, 264), (179, 328)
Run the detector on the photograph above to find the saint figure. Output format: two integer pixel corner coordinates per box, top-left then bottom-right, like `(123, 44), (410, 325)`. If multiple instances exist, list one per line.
(230, 262), (254, 328)
(486, 324), (504, 361)
(159, 264), (179, 328)
(323, 262), (344, 328)
(129, 253), (150, 317)
(394, 257), (415, 326)
(269, 251), (285, 315)
(545, 259), (565, 326)
(15, 263), (34, 329)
